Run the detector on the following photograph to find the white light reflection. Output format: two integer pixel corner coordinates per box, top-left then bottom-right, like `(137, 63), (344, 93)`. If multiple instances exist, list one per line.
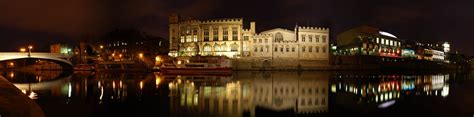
(99, 86), (104, 103)
(441, 85), (449, 97)
(68, 83), (72, 98)
(378, 100), (396, 109)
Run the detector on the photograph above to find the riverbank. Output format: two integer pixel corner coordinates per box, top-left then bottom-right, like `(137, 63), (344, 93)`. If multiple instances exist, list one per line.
(231, 58), (469, 71)
(0, 76), (44, 117)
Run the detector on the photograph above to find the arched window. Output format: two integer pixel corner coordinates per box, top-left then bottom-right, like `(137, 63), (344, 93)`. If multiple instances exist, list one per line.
(275, 32), (284, 42)
(221, 43), (228, 52)
(309, 46), (313, 52)
(204, 44), (212, 52)
(302, 46), (306, 52)
(214, 44), (220, 51)
(315, 46), (320, 53)
(186, 46), (194, 51)
(231, 43), (239, 52)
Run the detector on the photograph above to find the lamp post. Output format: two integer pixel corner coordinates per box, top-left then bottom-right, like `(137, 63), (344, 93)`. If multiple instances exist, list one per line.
(28, 45), (33, 57)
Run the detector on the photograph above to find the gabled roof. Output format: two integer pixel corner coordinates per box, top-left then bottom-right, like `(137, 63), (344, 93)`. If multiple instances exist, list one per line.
(260, 28), (294, 34)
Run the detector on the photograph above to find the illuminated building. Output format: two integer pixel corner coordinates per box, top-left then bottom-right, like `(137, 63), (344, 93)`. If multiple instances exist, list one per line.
(168, 14), (330, 64)
(334, 26), (451, 65)
(336, 26), (402, 58)
(249, 26), (330, 66)
(168, 14), (252, 58)
(50, 43), (73, 55)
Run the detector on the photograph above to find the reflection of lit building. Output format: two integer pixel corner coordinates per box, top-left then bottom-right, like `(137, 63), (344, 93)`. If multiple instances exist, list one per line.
(251, 72), (329, 114)
(167, 72), (329, 116)
(168, 76), (248, 117)
(331, 73), (450, 106)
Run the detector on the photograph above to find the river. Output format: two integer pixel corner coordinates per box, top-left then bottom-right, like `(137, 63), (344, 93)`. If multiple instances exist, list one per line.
(3, 70), (474, 117)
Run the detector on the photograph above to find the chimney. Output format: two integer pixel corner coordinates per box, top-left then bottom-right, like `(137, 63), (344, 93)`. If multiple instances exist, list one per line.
(250, 22), (256, 33)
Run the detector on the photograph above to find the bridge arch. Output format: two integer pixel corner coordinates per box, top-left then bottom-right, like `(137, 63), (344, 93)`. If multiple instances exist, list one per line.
(0, 52), (73, 70)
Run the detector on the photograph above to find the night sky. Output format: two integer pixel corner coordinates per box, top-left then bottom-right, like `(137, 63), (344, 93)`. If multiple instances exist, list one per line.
(0, 0), (473, 55)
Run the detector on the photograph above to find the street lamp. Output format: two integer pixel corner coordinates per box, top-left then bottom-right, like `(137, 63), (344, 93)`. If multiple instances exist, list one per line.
(139, 53), (144, 59)
(28, 45), (33, 57)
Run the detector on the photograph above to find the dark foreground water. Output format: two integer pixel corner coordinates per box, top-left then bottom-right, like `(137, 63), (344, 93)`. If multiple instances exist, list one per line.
(3, 70), (474, 117)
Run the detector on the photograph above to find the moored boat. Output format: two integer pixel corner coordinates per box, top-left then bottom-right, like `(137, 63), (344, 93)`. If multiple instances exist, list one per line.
(160, 56), (232, 75)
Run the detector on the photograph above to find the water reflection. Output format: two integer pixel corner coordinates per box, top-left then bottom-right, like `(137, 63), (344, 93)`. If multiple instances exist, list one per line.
(1, 71), (472, 117)
(331, 73), (451, 110)
(167, 72), (329, 116)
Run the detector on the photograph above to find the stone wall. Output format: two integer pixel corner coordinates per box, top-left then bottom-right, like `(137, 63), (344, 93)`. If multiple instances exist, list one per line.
(232, 57), (331, 70)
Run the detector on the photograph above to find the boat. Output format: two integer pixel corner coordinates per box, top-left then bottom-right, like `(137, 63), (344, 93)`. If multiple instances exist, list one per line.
(160, 56), (232, 75)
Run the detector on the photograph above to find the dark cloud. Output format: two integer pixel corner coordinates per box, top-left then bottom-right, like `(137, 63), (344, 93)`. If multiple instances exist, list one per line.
(0, 0), (473, 55)
(0, 0), (109, 35)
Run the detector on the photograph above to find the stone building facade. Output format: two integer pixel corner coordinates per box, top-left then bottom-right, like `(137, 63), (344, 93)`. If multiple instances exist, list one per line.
(169, 15), (330, 69)
(169, 14), (255, 58)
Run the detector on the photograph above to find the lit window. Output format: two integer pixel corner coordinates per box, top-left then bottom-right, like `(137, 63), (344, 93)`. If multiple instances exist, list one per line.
(193, 35), (197, 42)
(186, 35), (192, 42)
(275, 33), (284, 42)
(213, 28), (218, 41)
(204, 45), (211, 52)
(223, 28), (228, 41)
(204, 29), (209, 41)
(244, 36), (249, 41)
(231, 43), (239, 52)
(232, 27), (238, 41)
(322, 35), (327, 43)
(316, 35), (320, 42)
(301, 35), (306, 42)
(381, 39), (385, 44)
(376, 38), (380, 43)
(214, 44), (221, 51)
